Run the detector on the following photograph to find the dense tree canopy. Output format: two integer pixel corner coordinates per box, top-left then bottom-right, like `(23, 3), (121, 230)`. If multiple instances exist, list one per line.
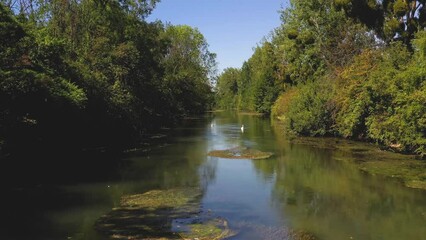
(161, 25), (216, 115)
(215, 0), (426, 157)
(0, 0), (216, 154)
(216, 67), (240, 110)
(216, 42), (283, 114)
(334, 0), (426, 44)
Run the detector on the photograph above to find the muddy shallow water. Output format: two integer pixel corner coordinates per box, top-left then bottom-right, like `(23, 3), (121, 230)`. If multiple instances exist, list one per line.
(2, 112), (426, 240)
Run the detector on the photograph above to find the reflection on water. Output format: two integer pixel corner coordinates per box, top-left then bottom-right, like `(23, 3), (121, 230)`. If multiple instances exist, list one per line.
(2, 112), (426, 240)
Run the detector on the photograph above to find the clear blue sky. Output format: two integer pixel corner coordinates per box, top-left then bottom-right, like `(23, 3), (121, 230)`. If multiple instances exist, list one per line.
(147, 0), (289, 73)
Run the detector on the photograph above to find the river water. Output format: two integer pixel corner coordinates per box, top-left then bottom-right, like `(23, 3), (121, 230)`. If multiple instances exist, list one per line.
(2, 112), (426, 240)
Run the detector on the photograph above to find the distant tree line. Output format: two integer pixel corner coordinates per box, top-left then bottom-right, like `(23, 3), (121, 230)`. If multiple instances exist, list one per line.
(0, 0), (216, 154)
(215, 0), (426, 157)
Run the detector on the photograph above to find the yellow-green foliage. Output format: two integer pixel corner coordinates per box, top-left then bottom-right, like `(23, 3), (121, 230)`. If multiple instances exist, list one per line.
(333, 0), (351, 8)
(334, 49), (380, 138)
(279, 80), (335, 136)
(273, 31), (426, 157)
(334, 39), (426, 156)
(393, 0), (408, 17)
(272, 87), (298, 120)
(413, 31), (426, 59)
(384, 18), (402, 39)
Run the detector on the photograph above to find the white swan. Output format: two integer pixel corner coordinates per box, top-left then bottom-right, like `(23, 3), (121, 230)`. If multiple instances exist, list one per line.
(241, 124), (244, 133)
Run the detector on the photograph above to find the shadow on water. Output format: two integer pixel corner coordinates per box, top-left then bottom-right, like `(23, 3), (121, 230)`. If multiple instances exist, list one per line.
(0, 114), (218, 240)
(1, 112), (426, 240)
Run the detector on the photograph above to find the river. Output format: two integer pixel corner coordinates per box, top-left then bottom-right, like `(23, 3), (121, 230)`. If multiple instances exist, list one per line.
(2, 112), (426, 240)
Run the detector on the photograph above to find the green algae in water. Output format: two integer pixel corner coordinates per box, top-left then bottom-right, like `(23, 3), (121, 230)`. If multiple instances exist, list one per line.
(176, 218), (237, 240)
(120, 188), (201, 210)
(229, 221), (318, 240)
(96, 188), (202, 239)
(291, 137), (426, 190)
(96, 188), (237, 240)
(208, 147), (273, 159)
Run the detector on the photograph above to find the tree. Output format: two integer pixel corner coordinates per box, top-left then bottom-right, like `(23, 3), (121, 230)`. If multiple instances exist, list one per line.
(216, 41), (284, 114)
(335, 0), (426, 44)
(161, 25), (217, 115)
(248, 42), (282, 114)
(1, 0), (217, 155)
(0, 4), (87, 150)
(275, 0), (374, 84)
(216, 68), (240, 110)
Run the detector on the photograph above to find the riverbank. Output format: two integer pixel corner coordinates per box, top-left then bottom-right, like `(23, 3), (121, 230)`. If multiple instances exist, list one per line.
(291, 137), (426, 191)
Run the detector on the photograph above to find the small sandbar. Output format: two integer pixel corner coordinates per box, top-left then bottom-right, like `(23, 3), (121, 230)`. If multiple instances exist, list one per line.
(208, 147), (273, 159)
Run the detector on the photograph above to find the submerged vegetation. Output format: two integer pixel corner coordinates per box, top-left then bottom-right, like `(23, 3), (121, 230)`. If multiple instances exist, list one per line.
(177, 218), (236, 240)
(208, 146), (273, 160)
(215, 0), (426, 158)
(119, 188), (202, 210)
(96, 188), (237, 240)
(97, 187), (318, 240)
(291, 137), (426, 190)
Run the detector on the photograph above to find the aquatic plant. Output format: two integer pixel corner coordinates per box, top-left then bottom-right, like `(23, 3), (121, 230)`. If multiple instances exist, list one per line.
(208, 147), (273, 160)
(96, 188), (236, 240)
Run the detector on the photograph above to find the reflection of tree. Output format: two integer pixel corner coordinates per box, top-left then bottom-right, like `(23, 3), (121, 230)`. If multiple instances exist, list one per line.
(213, 112), (276, 152)
(95, 117), (222, 238)
(251, 158), (277, 182)
(118, 117), (218, 192)
(264, 139), (426, 240)
(200, 157), (218, 190)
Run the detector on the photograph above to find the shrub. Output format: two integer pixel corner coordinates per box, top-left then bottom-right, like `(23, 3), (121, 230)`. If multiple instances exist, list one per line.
(283, 80), (335, 136)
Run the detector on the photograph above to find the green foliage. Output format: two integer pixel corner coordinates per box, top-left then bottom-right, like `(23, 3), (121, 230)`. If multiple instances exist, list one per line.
(161, 25), (217, 115)
(333, 0), (383, 31)
(384, 18), (402, 39)
(393, 0), (409, 17)
(216, 68), (240, 110)
(237, 61), (255, 111)
(0, 5), (86, 113)
(271, 87), (297, 120)
(334, 39), (426, 156)
(365, 39), (426, 156)
(225, 0), (426, 157)
(275, 0), (374, 85)
(334, 49), (380, 138)
(413, 31), (426, 59)
(0, 69), (87, 108)
(284, 80), (335, 136)
(0, 1), (216, 153)
(0, 4), (29, 69)
(336, 0), (426, 44)
(215, 41), (283, 114)
(249, 42), (282, 114)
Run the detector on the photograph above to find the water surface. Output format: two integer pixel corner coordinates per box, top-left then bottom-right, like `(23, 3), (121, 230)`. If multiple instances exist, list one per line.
(2, 112), (426, 239)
